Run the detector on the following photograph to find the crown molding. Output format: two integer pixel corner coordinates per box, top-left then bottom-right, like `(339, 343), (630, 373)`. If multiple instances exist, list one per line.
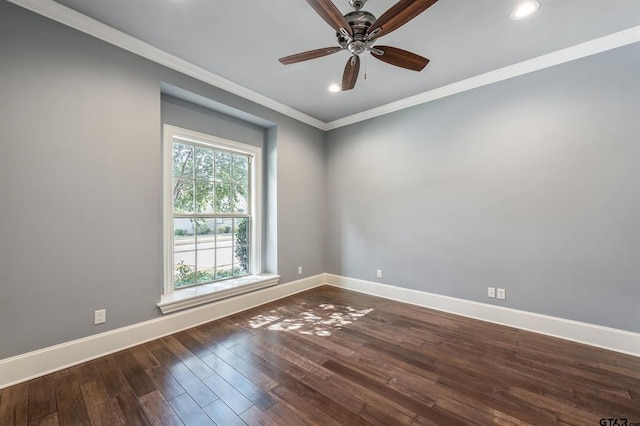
(7, 0), (329, 131)
(8, 0), (640, 131)
(325, 26), (640, 130)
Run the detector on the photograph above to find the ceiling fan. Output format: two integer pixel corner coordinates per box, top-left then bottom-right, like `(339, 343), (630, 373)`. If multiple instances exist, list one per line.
(279, 0), (438, 91)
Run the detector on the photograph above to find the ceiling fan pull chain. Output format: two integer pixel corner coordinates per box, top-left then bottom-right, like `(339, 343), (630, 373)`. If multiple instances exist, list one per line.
(364, 53), (368, 80)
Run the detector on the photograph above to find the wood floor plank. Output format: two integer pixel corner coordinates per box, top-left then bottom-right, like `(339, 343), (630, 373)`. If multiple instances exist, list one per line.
(358, 402), (414, 426)
(202, 399), (246, 426)
(130, 345), (160, 371)
(239, 405), (275, 426)
(112, 350), (156, 398)
(28, 412), (59, 426)
(27, 376), (56, 423)
(261, 401), (307, 426)
(174, 330), (213, 358)
(138, 390), (183, 426)
(3, 285), (639, 425)
(111, 390), (150, 426)
(202, 372), (253, 415)
(300, 372), (368, 415)
(162, 336), (214, 380)
(144, 366), (185, 401)
(167, 393), (215, 426)
(79, 378), (121, 426)
(269, 384), (342, 426)
(323, 359), (469, 424)
(166, 362), (218, 408)
(248, 333), (334, 380)
(0, 382), (29, 426)
(234, 346), (367, 426)
(54, 373), (91, 426)
(228, 339), (309, 381)
(201, 353), (275, 411)
(208, 343), (279, 391)
(93, 357), (130, 399)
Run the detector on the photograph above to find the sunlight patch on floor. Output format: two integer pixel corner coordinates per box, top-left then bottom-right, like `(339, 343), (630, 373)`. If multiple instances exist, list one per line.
(248, 303), (373, 336)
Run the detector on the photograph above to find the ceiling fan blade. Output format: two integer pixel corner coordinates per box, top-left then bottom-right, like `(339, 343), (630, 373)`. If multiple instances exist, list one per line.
(370, 46), (429, 71)
(368, 0), (438, 39)
(342, 55), (360, 91)
(306, 0), (353, 36)
(279, 47), (343, 65)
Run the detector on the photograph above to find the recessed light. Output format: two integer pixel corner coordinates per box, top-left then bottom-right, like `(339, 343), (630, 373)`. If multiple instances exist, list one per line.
(328, 84), (340, 93)
(511, 1), (540, 20)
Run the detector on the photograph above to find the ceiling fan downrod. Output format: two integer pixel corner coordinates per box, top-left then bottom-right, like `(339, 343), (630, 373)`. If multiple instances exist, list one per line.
(349, 0), (367, 11)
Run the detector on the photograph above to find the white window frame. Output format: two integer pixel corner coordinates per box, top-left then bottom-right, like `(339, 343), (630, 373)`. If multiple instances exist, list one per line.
(159, 125), (278, 313)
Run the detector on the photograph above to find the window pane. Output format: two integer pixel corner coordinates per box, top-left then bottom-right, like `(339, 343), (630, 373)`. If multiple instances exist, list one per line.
(173, 179), (194, 213)
(216, 247), (233, 267)
(197, 249), (215, 284)
(232, 154), (248, 185)
(233, 185), (248, 213)
(234, 217), (249, 247)
(195, 180), (214, 213)
(174, 219), (195, 288)
(216, 219), (233, 238)
(174, 251), (196, 288)
(216, 218), (233, 248)
(194, 147), (214, 180)
(215, 151), (232, 183)
(173, 143), (193, 178)
(216, 247), (233, 279)
(234, 246), (249, 276)
(215, 183), (232, 213)
(234, 217), (249, 276)
(174, 218), (195, 241)
(196, 218), (216, 248)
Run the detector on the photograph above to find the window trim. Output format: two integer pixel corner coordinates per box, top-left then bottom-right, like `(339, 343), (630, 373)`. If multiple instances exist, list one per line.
(161, 124), (265, 302)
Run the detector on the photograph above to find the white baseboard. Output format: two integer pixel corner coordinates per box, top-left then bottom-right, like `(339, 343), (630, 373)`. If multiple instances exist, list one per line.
(0, 274), (325, 389)
(325, 274), (640, 357)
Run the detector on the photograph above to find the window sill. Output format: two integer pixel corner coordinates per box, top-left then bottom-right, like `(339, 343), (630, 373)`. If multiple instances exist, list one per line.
(158, 274), (280, 314)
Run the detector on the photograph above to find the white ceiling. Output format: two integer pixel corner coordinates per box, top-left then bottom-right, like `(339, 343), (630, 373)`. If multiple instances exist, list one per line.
(48, 0), (640, 123)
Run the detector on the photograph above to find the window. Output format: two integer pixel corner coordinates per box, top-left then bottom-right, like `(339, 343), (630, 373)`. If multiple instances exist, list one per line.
(161, 125), (275, 312)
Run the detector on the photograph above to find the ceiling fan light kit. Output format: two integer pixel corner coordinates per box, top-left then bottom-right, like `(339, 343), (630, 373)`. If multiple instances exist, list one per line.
(279, 0), (438, 91)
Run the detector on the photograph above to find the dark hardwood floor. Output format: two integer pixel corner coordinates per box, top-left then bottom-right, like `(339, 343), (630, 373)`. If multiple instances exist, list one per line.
(1, 285), (639, 425)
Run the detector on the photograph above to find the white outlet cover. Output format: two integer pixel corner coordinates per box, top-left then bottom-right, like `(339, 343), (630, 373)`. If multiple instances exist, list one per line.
(497, 288), (506, 300)
(376, 269), (382, 278)
(298, 266), (303, 275)
(94, 309), (106, 324)
(488, 287), (496, 298)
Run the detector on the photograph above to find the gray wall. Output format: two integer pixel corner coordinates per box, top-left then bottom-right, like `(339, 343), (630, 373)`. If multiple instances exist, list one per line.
(0, 1), (326, 359)
(161, 95), (265, 148)
(326, 43), (640, 332)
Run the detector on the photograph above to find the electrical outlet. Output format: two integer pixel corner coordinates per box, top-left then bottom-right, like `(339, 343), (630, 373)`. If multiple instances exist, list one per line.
(376, 269), (382, 278)
(497, 288), (506, 300)
(488, 287), (496, 298)
(298, 266), (303, 275)
(94, 309), (106, 324)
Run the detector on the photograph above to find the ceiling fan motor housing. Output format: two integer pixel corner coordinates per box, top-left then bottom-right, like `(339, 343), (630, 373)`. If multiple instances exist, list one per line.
(337, 10), (377, 55)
